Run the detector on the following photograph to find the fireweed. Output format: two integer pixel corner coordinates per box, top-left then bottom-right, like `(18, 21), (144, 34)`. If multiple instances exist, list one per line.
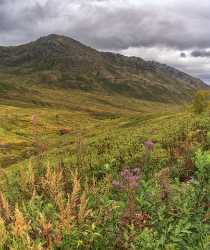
(143, 140), (155, 178)
(113, 168), (140, 218)
(113, 168), (150, 248)
(113, 168), (150, 225)
(144, 140), (155, 152)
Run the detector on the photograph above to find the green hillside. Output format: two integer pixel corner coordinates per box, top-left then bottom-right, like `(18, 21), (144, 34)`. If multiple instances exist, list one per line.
(0, 35), (209, 249)
(0, 34), (207, 103)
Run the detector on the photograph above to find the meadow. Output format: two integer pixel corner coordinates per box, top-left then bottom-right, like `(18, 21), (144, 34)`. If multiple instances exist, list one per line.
(0, 83), (209, 249)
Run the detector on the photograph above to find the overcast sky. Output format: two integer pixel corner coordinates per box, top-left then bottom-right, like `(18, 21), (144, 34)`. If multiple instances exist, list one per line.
(0, 0), (209, 83)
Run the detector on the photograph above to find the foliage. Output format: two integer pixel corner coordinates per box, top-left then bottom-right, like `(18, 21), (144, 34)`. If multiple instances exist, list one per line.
(0, 82), (210, 248)
(192, 90), (210, 114)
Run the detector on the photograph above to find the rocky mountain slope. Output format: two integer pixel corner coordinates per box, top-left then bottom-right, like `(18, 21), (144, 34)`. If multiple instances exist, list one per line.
(0, 34), (207, 102)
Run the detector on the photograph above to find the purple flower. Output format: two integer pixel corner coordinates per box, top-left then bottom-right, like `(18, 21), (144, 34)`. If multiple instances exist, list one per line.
(120, 169), (130, 178)
(127, 175), (139, 189)
(128, 176), (139, 181)
(120, 168), (140, 190)
(112, 180), (122, 190)
(144, 140), (155, 151)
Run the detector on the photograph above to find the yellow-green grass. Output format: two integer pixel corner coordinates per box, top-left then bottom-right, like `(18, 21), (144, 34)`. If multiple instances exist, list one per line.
(0, 82), (182, 171)
(1, 82), (210, 249)
(0, 81), (180, 168)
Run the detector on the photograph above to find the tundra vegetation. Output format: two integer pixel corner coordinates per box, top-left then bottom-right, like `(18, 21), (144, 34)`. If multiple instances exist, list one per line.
(0, 35), (209, 249)
(0, 86), (209, 249)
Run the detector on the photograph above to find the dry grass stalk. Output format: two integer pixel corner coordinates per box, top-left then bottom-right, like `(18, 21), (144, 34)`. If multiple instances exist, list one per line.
(19, 168), (28, 193)
(58, 194), (73, 233)
(19, 160), (36, 198)
(69, 171), (81, 212)
(28, 160), (35, 188)
(11, 206), (31, 239)
(58, 171), (91, 231)
(0, 191), (11, 222)
(0, 217), (8, 248)
(156, 167), (171, 201)
(39, 213), (53, 249)
(58, 172), (80, 232)
(78, 191), (91, 224)
(42, 162), (64, 202)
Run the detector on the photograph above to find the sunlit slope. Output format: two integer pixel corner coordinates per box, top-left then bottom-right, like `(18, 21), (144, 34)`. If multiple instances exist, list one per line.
(0, 82), (181, 169)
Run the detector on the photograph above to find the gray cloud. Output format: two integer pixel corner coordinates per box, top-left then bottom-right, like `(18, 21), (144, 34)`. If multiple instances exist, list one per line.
(0, 0), (209, 50)
(191, 50), (210, 57)
(180, 52), (187, 58)
(65, 2), (210, 51)
(202, 75), (210, 83)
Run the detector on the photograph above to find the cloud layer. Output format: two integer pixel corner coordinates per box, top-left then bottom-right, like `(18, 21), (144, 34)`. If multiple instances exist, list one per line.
(0, 0), (209, 83)
(191, 50), (210, 58)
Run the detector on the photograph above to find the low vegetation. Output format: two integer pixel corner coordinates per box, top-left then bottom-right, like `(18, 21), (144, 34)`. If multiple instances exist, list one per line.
(0, 86), (209, 249)
(192, 90), (210, 114)
(0, 35), (209, 249)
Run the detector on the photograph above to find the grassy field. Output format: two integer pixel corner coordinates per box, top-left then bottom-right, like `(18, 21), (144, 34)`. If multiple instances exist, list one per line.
(0, 83), (209, 249)
(0, 81), (180, 169)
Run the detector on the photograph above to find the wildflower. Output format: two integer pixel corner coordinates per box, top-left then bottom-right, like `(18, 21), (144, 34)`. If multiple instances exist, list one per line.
(144, 140), (155, 151)
(112, 180), (122, 190)
(127, 175), (139, 189)
(120, 169), (130, 178)
(120, 168), (140, 190)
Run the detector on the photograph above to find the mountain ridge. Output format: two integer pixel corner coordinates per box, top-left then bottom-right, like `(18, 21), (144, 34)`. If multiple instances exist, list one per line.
(0, 34), (207, 103)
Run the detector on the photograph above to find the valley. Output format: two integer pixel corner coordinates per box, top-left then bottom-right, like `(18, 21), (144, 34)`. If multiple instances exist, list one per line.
(0, 35), (209, 249)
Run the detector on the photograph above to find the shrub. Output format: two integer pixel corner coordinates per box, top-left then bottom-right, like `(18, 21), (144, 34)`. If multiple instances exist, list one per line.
(192, 90), (209, 114)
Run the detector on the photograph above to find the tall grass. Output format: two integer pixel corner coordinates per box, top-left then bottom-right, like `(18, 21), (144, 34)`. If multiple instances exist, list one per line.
(0, 111), (209, 249)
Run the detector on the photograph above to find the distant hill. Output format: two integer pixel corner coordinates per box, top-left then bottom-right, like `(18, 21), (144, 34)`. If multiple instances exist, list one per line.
(0, 34), (207, 102)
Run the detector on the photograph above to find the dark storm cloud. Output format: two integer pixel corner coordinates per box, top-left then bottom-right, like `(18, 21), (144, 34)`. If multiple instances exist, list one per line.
(0, 0), (7, 5)
(64, 1), (210, 51)
(191, 50), (210, 58)
(0, 0), (61, 44)
(180, 52), (187, 58)
(0, 0), (209, 50)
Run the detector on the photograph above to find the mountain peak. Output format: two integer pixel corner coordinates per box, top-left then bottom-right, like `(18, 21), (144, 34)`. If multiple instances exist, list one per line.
(0, 34), (207, 103)
(42, 34), (62, 39)
(31, 33), (97, 56)
(37, 34), (75, 43)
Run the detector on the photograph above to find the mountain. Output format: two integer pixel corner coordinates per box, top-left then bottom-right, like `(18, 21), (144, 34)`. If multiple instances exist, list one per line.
(0, 34), (207, 102)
